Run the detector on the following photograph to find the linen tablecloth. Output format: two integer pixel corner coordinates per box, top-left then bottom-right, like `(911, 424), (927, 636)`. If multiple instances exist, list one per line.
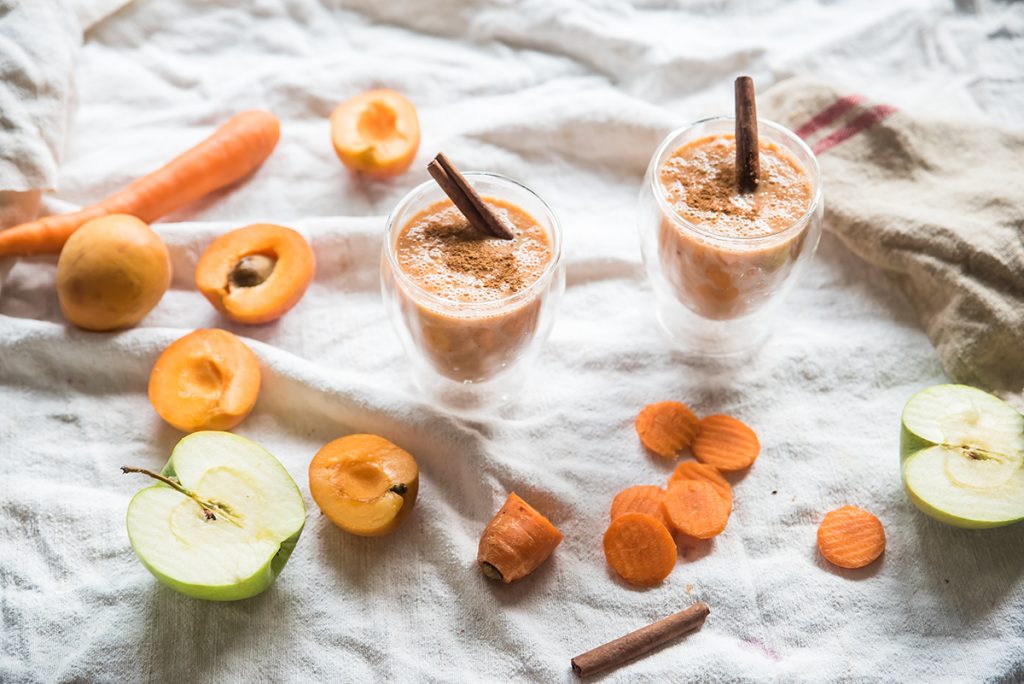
(2, 1), (1022, 681)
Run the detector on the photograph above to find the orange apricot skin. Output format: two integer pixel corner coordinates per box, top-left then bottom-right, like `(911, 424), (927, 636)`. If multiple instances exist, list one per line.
(195, 223), (315, 324)
(148, 329), (261, 432)
(309, 434), (420, 538)
(330, 89), (420, 179)
(56, 214), (171, 331)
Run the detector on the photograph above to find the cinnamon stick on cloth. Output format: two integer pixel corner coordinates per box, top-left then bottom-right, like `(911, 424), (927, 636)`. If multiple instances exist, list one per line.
(761, 78), (1024, 403)
(570, 602), (710, 678)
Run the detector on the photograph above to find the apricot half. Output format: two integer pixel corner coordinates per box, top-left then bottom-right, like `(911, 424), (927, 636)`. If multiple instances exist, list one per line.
(56, 214), (171, 331)
(330, 89), (420, 179)
(195, 224), (315, 324)
(309, 434), (419, 537)
(148, 328), (261, 432)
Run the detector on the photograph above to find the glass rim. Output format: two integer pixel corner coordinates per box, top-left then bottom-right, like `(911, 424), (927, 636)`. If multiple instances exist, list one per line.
(649, 116), (823, 245)
(383, 171), (564, 310)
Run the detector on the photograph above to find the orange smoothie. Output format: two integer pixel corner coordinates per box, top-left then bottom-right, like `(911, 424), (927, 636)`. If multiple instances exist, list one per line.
(394, 198), (553, 382)
(658, 134), (813, 319)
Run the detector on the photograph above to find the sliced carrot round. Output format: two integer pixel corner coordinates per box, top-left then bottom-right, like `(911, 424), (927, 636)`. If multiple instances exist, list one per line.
(610, 485), (668, 527)
(635, 401), (699, 459)
(331, 89), (420, 179)
(195, 223), (315, 325)
(668, 461), (732, 511)
(663, 480), (731, 539)
(603, 513), (677, 586)
(148, 329), (261, 432)
(817, 505), (886, 569)
(691, 414), (760, 471)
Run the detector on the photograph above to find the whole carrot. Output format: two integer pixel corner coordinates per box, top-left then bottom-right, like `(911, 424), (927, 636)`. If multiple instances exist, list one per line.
(0, 110), (280, 257)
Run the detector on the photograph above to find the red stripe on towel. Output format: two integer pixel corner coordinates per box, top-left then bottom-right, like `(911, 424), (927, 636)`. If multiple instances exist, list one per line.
(794, 95), (864, 139)
(812, 104), (897, 155)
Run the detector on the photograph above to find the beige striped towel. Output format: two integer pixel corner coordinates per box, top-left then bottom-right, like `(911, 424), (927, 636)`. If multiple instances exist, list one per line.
(762, 78), (1024, 405)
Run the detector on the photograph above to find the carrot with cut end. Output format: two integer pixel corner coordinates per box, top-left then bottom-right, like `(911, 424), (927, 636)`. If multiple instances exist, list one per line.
(0, 110), (281, 257)
(603, 513), (677, 586)
(668, 461), (732, 510)
(691, 414), (760, 471)
(636, 401), (699, 459)
(663, 480), (731, 539)
(478, 492), (563, 583)
(611, 485), (668, 527)
(817, 505), (886, 569)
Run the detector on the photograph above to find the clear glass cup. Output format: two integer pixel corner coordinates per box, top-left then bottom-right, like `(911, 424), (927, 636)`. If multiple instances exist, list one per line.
(637, 117), (824, 355)
(381, 173), (565, 409)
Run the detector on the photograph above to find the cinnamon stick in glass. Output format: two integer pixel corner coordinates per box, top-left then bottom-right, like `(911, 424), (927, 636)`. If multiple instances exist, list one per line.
(734, 75), (760, 194)
(570, 602), (710, 678)
(426, 153), (514, 240)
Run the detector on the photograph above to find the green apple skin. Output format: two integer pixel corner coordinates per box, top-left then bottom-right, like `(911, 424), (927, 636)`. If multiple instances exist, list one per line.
(900, 384), (1024, 529)
(126, 431), (305, 601)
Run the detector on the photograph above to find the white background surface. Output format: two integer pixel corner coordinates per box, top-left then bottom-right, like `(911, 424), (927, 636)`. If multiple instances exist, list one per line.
(1, 1), (1023, 681)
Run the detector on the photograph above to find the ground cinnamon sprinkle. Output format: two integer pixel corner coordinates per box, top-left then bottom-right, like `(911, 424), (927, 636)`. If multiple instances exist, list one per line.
(660, 134), (811, 238)
(396, 199), (551, 303)
(423, 213), (524, 291)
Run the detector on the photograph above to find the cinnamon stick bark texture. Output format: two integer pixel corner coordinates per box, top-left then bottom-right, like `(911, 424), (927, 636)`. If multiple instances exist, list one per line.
(570, 602), (710, 678)
(426, 153), (515, 240)
(734, 76), (760, 194)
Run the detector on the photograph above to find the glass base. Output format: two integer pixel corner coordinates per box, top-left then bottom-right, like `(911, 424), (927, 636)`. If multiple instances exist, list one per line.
(656, 298), (771, 358)
(410, 364), (529, 412)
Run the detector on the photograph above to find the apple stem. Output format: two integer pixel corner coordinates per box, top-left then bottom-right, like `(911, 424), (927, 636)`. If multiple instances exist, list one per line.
(121, 466), (242, 526)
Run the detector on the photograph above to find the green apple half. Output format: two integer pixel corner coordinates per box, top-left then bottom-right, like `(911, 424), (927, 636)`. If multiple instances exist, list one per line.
(901, 384), (1024, 529)
(125, 431), (306, 600)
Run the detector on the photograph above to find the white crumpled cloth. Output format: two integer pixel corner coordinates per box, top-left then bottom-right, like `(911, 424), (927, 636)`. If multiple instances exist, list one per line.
(2, 1), (1023, 682)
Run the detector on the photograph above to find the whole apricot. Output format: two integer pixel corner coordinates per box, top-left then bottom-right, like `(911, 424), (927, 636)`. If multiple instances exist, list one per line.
(56, 214), (171, 331)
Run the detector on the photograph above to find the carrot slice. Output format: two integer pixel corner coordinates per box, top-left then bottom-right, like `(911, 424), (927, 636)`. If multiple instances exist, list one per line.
(817, 505), (886, 569)
(610, 485), (668, 527)
(668, 461), (732, 510)
(635, 401), (699, 459)
(663, 480), (731, 539)
(603, 513), (677, 586)
(478, 492), (563, 583)
(691, 414), (760, 471)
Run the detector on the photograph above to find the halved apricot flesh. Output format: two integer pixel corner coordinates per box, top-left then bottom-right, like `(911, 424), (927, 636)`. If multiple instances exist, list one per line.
(148, 329), (261, 432)
(309, 434), (419, 537)
(195, 224), (315, 324)
(330, 89), (420, 179)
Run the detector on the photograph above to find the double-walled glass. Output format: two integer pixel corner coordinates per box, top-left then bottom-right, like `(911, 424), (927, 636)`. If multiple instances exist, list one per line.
(381, 173), (564, 408)
(638, 117), (824, 355)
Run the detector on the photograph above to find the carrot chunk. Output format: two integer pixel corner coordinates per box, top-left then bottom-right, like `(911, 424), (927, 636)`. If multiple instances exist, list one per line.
(635, 401), (699, 459)
(668, 461), (732, 510)
(610, 485), (668, 527)
(603, 513), (677, 586)
(817, 505), (886, 569)
(478, 492), (563, 583)
(691, 414), (760, 471)
(663, 480), (731, 539)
